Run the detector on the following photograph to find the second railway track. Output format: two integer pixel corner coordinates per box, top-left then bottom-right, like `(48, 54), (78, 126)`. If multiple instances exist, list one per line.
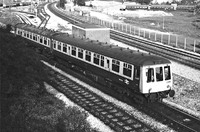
(146, 102), (200, 132)
(48, 2), (200, 70)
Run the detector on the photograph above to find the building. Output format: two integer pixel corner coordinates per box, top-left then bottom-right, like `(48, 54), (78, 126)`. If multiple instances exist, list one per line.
(72, 23), (110, 44)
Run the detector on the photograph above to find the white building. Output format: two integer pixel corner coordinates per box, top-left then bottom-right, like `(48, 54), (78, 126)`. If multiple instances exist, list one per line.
(152, 0), (182, 4)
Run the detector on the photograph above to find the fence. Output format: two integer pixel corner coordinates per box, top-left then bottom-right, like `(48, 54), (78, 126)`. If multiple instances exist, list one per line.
(63, 10), (200, 54)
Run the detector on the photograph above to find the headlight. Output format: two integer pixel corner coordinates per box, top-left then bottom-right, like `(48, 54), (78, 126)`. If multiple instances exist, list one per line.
(167, 85), (171, 89)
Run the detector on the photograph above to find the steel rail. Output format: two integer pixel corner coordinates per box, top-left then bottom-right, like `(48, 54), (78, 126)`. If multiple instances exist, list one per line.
(47, 69), (158, 132)
(146, 102), (200, 132)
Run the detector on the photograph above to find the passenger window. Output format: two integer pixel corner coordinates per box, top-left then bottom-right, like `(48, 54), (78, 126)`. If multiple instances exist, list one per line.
(112, 59), (120, 73)
(57, 42), (61, 51)
(123, 63), (132, 77)
(93, 53), (100, 65)
(53, 40), (56, 49)
(44, 37), (47, 45)
(146, 68), (154, 82)
(156, 67), (163, 81)
(33, 34), (36, 41)
(85, 51), (91, 62)
(27, 32), (29, 38)
(30, 33), (32, 39)
(164, 66), (171, 80)
(71, 46), (76, 56)
(63, 44), (67, 53)
(23, 31), (26, 37)
(40, 36), (43, 44)
(35, 35), (38, 41)
(78, 48), (83, 59)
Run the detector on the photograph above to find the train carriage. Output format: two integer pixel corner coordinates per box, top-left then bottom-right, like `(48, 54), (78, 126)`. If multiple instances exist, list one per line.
(14, 23), (175, 103)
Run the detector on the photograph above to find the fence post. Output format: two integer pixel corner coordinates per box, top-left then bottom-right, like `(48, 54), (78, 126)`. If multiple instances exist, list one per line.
(112, 22), (114, 29)
(184, 38), (186, 49)
(139, 28), (140, 37)
(126, 24), (127, 33)
(122, 24), (123, 31)
(155, 32), (156, 41)
(149, 31), (150, 39)
(144, 30), (145, 38)
(130, 26), (132, 34)
(194, 40), (196, 52)
(176, 35), (178, 47)
(168, 34), (170, 45)
(134, 26), (135, 35)
(161, 33), (163, 43)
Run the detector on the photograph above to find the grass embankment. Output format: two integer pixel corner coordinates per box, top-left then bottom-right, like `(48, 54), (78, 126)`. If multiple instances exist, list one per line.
(124, 11), (200, 39)
(0, 26), (99, 132)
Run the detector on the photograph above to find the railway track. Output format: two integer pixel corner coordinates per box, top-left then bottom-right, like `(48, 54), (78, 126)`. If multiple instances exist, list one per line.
(46, 3), (200, 131)
(111, 31), (200, 70)
(47, 67), (157, 132)
(45, 60), (200, 132)
(146, 102), (200, 132)
(49, 3), (200, 70)
(37, 3), (50, 27)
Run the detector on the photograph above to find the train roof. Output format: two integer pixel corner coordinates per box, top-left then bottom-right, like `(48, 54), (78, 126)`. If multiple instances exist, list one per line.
(126, 4), (149, 7)
(15, 23), (170, 66)
(15, 23), (58, 37)
(53, 33), (170, 66)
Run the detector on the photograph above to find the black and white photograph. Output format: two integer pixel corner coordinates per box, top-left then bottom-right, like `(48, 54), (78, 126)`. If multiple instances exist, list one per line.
(1, 0), (200, 131)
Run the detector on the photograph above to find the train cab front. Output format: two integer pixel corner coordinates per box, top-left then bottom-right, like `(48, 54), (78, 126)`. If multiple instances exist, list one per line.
(140, 64), (175, 102)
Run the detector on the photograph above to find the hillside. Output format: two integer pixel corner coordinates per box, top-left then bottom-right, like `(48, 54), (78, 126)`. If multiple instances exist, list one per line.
(0, 26), (98, 132)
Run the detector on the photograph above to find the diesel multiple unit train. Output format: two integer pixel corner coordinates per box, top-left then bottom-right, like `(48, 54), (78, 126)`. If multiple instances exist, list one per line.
(14, 23), (175, 103)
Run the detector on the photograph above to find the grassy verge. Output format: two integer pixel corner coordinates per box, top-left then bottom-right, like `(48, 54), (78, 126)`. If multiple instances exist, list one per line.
(0, 27), (99, 132)
(124, 11), (200, 39)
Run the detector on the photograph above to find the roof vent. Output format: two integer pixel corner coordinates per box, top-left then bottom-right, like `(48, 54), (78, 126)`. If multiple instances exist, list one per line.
(97, 40), (99, 42)
(120, 48), (123, 51)
(149, 52), (151, 55)
(137, 50), (139, 52)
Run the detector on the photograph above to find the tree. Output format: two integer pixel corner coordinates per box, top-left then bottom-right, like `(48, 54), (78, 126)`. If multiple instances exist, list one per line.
(73, 0), (86, 6)
(59, 0), (66, 8)
(135, 0), (153, 5)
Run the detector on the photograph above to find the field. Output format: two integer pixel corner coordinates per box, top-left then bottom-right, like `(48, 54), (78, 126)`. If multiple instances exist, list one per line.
(124, 10), (200, 39)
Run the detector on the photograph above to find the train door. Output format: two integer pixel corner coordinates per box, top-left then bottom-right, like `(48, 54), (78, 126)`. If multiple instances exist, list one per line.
(105, 58), (110, 71)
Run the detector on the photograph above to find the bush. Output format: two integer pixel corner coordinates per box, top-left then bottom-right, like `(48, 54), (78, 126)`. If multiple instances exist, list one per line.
(0, 27), (98, 132)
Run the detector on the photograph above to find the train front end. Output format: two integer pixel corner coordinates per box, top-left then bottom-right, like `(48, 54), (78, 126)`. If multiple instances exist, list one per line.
(140, 63), (175, 102)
